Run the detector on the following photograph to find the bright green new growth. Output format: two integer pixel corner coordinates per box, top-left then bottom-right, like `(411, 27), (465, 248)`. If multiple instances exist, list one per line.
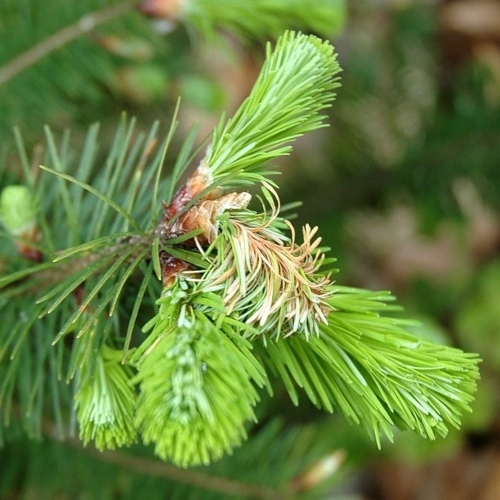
(0, 185), (38, 235)
(205, 30), (341, 189)
(75, 345), (137, 450)
(133, 282), (267, 466)
(263, 287), (480, 445)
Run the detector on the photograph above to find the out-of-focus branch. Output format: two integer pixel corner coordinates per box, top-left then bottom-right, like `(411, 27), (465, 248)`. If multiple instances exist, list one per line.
(39, 412), (287, 499)
(0, 1), (137, 87)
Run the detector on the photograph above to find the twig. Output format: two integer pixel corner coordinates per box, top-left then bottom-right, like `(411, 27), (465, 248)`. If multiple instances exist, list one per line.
(38, 413), (288, 500)
(0, 0), (138, 87)
(85, 447), (289, 499)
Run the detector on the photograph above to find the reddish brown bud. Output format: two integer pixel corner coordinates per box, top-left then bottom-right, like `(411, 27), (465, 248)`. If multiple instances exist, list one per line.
(162, 161), (219, 221)
(169, 192), (251, 244)
(160, 251), (192, 286)
(13, 224), (43, 262)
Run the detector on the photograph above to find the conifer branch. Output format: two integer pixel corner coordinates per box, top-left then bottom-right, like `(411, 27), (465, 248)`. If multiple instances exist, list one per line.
(146, 30), (479, 465)
(0, 30), (480, 471)
(0, 1), (137, 87)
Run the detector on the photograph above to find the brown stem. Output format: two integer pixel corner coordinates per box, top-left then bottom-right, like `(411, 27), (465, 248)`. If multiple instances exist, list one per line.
(0, 1), (138, 87)
(4, 234), (152, 299)
(37, 413), (288, 499)
(84, 447), (289, 499)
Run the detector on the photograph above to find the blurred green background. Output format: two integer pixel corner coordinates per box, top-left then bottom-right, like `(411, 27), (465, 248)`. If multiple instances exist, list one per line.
(1, 0), (500, 498)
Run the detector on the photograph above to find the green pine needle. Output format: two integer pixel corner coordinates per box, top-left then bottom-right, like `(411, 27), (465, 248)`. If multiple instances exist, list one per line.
(75, 345), (137, 450)
(133, 284), (267, 467)
(205, 31), (341, 189)
(261, 287), (480, 446)
(186, 207), (334, 340)
(38, 165), (142, 234)
(324, 287), (480, 441)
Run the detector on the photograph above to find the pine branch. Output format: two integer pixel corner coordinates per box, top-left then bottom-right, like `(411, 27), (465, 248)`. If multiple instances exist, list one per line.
(146, 30), (479, 465)
(0, 115), (175, 438)
(0, 1), (137, 88)
(0, 29), (480, 473)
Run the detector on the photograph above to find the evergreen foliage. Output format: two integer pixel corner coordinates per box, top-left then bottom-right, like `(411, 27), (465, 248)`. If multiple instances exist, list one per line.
(0, 29), (480, 478)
